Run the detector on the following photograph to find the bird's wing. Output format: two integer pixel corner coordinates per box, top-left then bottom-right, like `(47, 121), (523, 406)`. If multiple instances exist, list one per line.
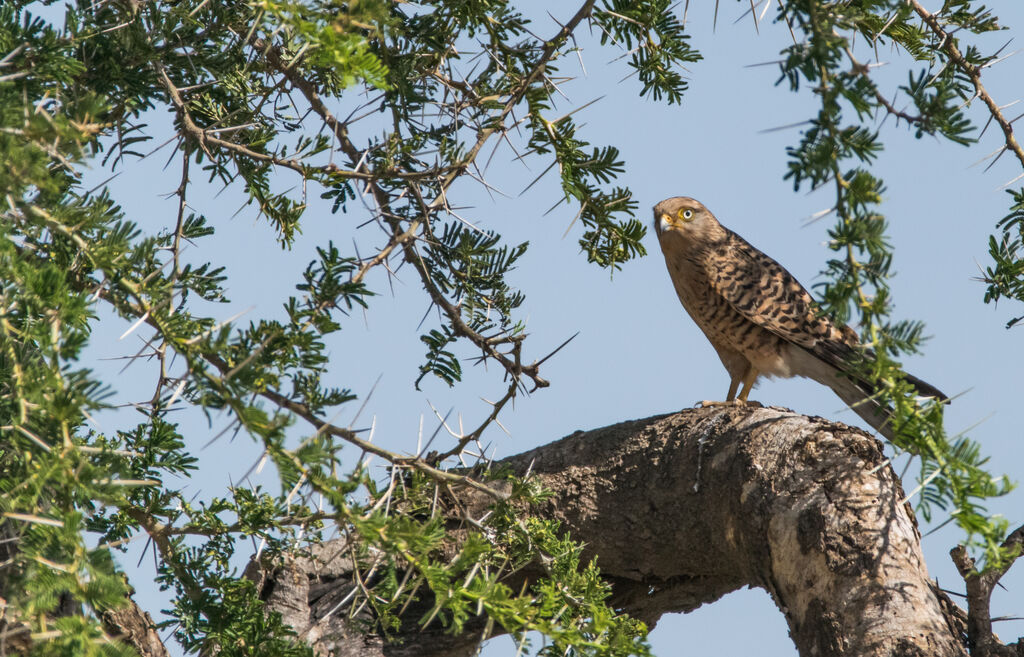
(707, 231), (947, 402)
(706, 231), (848, 353)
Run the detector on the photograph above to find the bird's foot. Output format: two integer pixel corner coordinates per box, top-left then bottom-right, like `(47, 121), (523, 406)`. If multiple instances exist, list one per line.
(698, 399), (763, 408)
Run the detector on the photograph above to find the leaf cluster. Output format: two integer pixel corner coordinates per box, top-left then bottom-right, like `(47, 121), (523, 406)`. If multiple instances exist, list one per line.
(5, 0), (1024, 654)
(983, 188), (1024, 328)
(337, 472), (652, 657)
(1, 0), (699, 654)
(777, 0), (1016, 566)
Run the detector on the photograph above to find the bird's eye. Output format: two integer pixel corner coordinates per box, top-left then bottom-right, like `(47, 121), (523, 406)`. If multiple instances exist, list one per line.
(678, 209), (694, 221)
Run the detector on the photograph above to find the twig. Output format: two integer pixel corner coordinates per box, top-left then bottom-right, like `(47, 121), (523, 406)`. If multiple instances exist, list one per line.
(908, 1), (1024, 171)
(153, 61), (413, 182)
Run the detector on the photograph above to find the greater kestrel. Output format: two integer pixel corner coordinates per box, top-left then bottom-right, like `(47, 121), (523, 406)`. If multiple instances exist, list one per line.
(653, 196), (944, 439)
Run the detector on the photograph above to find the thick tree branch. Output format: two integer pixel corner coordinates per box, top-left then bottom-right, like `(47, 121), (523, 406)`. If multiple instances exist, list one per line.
(99, 591), (170, 657)
(1, 519), (167, 657)
(253, 406), (986, 657)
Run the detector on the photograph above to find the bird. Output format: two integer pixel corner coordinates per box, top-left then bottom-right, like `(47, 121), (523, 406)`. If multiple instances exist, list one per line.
(652, 196), (945, 440)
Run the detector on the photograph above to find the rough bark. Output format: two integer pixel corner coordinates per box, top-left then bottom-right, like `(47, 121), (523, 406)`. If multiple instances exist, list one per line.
(0, 597), (167, 657)
(951, 528), (1024, 657)
(0, 521), (167, 657)
(100, 590), (170, 657)
(252, 405), (973, 657)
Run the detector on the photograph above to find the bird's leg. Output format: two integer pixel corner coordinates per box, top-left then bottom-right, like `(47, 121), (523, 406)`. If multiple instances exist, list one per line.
(699, 372), (746, 408)
(736, 367), (759, 403)
(701, 368), (762, 408)
(725, 377), (740, 402)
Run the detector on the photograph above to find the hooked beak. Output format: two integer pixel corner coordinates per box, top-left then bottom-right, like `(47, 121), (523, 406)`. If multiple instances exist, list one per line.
(654, 212), (671, 236)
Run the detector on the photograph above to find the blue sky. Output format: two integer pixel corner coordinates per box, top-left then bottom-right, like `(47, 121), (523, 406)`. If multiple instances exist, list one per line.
(36, 1), (1024, 654)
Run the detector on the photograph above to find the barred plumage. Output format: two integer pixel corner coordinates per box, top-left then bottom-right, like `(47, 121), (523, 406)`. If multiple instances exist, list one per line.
(653, 196), (944, 439)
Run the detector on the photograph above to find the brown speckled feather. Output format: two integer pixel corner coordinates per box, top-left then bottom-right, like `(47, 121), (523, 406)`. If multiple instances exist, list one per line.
(705, 228), (846, 350)
(652, 196), (945, 439)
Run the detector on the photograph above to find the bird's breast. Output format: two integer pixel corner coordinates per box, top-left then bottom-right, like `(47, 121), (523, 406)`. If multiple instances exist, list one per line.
(661, 247), (790, 374)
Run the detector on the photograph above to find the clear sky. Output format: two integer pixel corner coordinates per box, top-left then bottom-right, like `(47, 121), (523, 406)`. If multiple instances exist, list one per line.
(39, 1), (1024, 655)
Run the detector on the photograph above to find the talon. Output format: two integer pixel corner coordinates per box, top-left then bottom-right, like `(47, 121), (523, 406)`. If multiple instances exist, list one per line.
(698, 399), (763, 408)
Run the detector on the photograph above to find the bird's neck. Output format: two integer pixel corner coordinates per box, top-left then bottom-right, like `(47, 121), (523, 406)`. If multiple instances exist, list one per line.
(658, 228), (729, 259)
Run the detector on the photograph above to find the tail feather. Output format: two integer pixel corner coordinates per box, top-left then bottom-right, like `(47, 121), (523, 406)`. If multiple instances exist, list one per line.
(903, 372), (947, 402)
(826, 373), (896, 440)
(787, 343), (946, 440)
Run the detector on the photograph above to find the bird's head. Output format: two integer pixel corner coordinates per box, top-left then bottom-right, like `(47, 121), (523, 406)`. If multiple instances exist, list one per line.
(653, 197), (725, 247)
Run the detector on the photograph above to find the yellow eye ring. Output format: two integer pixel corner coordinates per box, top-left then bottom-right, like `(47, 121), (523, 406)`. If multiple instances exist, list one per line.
(678, 209), (694, 221)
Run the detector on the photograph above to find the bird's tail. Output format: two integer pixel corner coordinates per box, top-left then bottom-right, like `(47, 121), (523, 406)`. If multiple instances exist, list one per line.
(825, 373), (897, 440)
(902, 371), (946, 401)
(789, 345), (946, 441)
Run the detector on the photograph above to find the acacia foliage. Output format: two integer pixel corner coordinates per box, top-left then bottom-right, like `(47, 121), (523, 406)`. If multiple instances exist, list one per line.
(0, 0), (1022, 656)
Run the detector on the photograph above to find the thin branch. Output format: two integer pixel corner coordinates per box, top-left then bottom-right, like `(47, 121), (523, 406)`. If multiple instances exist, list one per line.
(250, 6), (596, 394)
(21, 237), (506, 500)
(950, 523), (1024, 657)
(153, 61), (434, 183)
(843, 46), (928, 128)
(908, 1), (1024, 170)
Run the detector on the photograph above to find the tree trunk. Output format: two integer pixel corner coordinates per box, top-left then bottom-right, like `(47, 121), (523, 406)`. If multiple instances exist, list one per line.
(251, 405), (969, 657)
